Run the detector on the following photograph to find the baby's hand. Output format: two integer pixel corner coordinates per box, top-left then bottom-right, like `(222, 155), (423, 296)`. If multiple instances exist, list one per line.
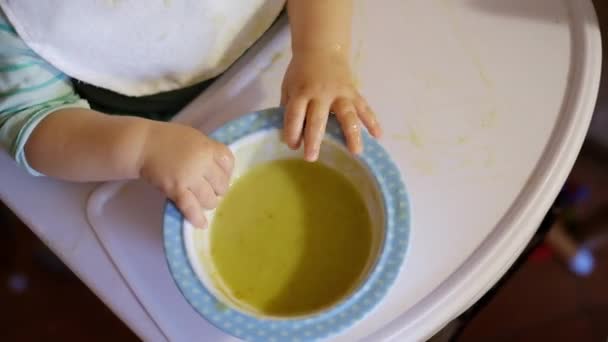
(139, 122), (234, 228)
(281, 51), (382, 161)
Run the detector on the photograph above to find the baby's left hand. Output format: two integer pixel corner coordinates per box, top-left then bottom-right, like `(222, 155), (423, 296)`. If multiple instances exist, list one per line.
(281, 51), (382, 161)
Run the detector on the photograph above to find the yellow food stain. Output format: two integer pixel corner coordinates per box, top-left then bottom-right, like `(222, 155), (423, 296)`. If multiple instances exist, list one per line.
(391, 128), (426, 149)
(437, 0), (493, 89)
(261, 51), (285, 73)
(473, 61), (494, 88)
(392, 128), (424, 149)
(270, 51), (283, 64)
(456, 136), (470, 145)
(408, 129), (424, 149)
(163, 0), (171, 6)
(481, 110), (498, 128)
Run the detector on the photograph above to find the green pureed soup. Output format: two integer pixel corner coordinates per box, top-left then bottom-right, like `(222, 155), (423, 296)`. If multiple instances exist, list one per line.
(208, 159), (373, 317)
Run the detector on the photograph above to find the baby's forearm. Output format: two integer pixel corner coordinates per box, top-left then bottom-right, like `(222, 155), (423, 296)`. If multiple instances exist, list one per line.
(24, 108), (150, 181)
(287, 0), (352, 57)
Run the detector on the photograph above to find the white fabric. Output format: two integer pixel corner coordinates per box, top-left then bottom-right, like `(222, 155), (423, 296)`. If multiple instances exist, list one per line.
(0, 0), (284, 96)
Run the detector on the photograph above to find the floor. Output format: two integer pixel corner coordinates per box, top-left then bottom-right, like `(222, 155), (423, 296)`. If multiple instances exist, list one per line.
(0, 205), (137, 341)
(458, 143), (608, 340)
(2, 2), (608, 342)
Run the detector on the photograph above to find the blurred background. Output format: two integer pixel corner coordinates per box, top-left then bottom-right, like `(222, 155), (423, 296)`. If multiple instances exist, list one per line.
(2, 2), (608, 341)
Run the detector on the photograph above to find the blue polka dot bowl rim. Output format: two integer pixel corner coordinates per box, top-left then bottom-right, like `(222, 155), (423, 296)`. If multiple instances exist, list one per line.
(163, 107), (410, 341)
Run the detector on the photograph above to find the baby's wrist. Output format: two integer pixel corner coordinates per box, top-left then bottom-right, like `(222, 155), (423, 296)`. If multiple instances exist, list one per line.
(136, 121), (202, 179)
(292, 44), (350, 63)
(131, 119), (159, 179)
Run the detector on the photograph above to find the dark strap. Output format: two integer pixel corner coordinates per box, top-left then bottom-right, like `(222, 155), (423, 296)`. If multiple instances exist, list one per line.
(73, 77), (216, 121)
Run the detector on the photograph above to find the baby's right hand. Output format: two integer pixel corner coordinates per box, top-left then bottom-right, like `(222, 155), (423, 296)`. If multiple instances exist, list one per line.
(139, 122), (234, 228)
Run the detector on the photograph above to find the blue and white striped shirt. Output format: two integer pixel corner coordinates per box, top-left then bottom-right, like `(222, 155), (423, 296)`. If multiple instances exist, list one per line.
(0, 11), (90, 176)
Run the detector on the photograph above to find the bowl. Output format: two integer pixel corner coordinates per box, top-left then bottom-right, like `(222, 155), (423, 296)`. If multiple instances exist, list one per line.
(163, 107), (409, 341)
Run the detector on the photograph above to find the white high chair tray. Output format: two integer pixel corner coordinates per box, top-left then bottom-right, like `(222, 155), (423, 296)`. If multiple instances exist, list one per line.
(86, 1), (601, 341)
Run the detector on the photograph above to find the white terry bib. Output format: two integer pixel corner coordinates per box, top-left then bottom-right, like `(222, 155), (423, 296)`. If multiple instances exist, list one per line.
(0, 0), (285, 96)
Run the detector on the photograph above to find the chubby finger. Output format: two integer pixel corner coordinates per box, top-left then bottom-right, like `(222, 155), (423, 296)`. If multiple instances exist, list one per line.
(190, 181), (219, 209)
(205, 164), (230, 196)
(214, 144), (235, 176)
(333, 98), (363, 154)
(174, 189), (207, 229)
(283, 97), (308, 149)
(355, 98), (382, 138)
(304, 99), (330, 162)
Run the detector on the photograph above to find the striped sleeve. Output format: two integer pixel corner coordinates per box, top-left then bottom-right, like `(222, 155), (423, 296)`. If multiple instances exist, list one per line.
(0, 11), (90, 176)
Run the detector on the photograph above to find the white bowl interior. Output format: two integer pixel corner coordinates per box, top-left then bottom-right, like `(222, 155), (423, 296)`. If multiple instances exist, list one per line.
(184, 129), (386, 318)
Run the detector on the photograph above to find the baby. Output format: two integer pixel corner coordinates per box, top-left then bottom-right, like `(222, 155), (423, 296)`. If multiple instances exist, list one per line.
(0, 0), (381, 228)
